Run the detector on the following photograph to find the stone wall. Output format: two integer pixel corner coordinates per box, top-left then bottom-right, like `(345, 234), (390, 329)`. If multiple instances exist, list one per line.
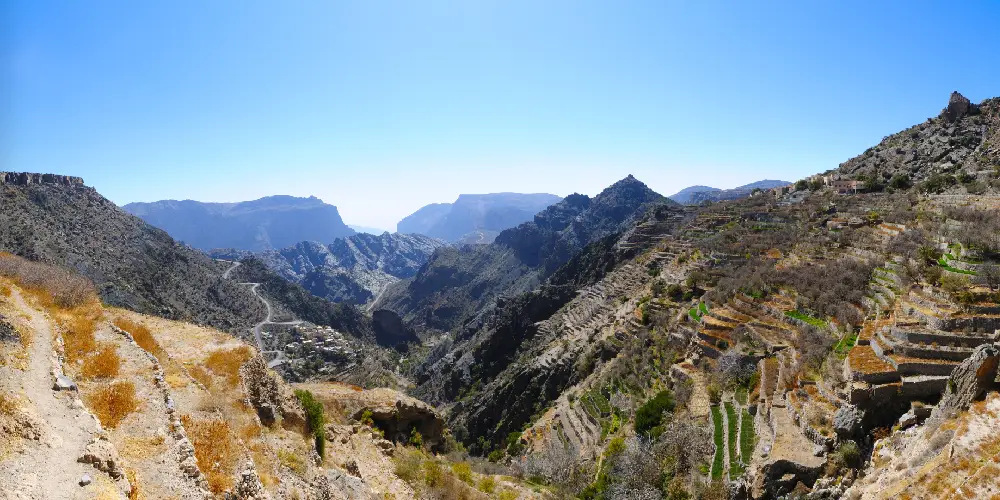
(0, 172), (85, 186)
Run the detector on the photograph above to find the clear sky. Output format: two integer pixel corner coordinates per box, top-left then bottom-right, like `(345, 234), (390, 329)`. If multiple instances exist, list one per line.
(4, 1), (999, 229)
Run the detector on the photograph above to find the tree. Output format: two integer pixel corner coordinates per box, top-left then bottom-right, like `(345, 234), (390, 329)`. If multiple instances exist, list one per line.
(979, 264), (1000, 291)
(635, 390), (676, 436)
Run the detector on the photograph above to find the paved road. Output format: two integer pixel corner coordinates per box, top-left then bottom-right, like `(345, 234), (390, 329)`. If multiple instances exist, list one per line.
(218, 259), (300, 366)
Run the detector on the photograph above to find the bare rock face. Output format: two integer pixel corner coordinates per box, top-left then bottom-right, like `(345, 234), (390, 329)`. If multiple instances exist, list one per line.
(77, 437), (126, 480)
(346, 389), (446, 451)
(932, 342), (1000, 420)
(941, 91), (978, 122)
(0, 172), (85, 186)
(240, 355), (305, 429)
(299, 384), (446, 450)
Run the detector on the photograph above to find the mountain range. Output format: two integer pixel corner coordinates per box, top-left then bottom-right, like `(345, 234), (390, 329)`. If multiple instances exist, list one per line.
(668, 179), (791, 204)
(211, 232), (447, 305)
(396, 192), (562, 243)
(123, 195), (355, 251)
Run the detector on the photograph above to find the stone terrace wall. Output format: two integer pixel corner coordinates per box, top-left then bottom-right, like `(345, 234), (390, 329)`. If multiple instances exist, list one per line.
(0, 172), (85, 186)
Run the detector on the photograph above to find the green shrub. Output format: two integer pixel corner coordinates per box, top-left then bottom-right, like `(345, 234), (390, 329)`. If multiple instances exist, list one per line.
(478, 476), (497, 494)
(634, 390), (675, 436)
(409, 427), (424, 448)
(294, 389), (326, 458)
(832, 440), (861, 468)
(710, 406), (724, 480)
(451, 461), (473, 485)
(423, 458), (443, 486)
(487, 449), (504, 463)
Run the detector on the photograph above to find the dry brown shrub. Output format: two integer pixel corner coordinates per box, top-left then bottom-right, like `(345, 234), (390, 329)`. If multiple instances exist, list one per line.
(113, 317), (161, 356)
(58, 305), (101, 364)
(188, 365), (213, 389)
(0, 391), (18, 415)
(0, 283), (10, 297)
(87, 381), (139, 428)
(81, 342), (121, 379)
(204, 345), (253, 386)
(0, 252), (96, 308)
(181, 415), (239, 494)
(126, 468), (141, 500)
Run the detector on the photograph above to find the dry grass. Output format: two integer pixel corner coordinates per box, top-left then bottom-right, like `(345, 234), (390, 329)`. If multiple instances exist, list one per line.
(81, 342), (121, 379)
(278, 448), (307, 475)
(86, 381), (139, 428)
(0, 283), (10, 297)
(57, 303), (102, 364)
(0, 391), (18, 415)
(188, 365), (213, 389)
(119, 434), (167, 461)
(204, 345), (253, 386)
(0, 252), (96, 308)
(113, 317), (162, 356)
(181, 415), (240, 494)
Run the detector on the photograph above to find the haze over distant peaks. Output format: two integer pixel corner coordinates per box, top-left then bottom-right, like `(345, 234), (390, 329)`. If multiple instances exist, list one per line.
(396, 192), (562, 243)
(123, 195), (355, 251)
(348, 224), (391, 235)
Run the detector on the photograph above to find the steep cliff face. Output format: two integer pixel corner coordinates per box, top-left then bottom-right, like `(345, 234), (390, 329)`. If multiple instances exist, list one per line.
(123, 195), (355, 251)
(396, 193), (562, 242)
(250, 233), (447, 304)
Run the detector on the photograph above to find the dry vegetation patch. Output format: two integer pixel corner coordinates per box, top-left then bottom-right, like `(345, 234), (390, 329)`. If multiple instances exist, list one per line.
(113, 317), (162, 356)
(80, 342), (122, 379)
(181, 415), (241, 494)
(87, 380), (140, 428)
(204, 345), (253, 386)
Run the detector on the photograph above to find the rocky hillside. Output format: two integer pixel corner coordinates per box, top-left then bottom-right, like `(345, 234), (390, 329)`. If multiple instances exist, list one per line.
(0, 266), (542, 499)
(124, 195), (355, 251)
(397, 192), (562, 243)
(834, 92), (1000, 193)
(376, 175), (672, 336)
(0, 174), (265, 333)
(256, 233), (446, 305)
(669, 180), (791, 205)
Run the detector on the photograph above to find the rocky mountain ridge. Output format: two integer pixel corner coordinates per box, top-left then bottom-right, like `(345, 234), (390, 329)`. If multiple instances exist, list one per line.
(397, 192), (562, 243)
(669, 180), (791, 205)
(834, 91), (1000, 193)
(376, 175), (672, 336)
(211, 232), (447, 305)
(124, 195), (356, 252)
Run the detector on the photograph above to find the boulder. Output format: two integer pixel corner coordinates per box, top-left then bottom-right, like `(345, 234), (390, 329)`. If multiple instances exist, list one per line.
(78, 437), (126, 480)
(833, 404), (864, 437)
(932, 342), (1000, 421)
(53, 374), (77, 392)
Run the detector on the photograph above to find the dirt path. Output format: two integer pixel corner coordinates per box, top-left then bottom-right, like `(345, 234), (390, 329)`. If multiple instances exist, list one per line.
(0, 290), (110, 499)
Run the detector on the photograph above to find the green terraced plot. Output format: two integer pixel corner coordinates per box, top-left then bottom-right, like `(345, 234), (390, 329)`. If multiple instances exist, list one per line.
(711, 405), (724, 480)
(725, 402), (742, 478)
(739, 409), (756, 464)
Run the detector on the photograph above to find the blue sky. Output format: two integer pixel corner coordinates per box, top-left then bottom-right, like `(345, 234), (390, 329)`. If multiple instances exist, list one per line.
(4, 1), (999, 229)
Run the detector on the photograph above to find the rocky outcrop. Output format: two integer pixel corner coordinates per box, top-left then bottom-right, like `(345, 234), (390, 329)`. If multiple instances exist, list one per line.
(833, 404), (864, 437)
(931, 341), (1000, 421)
(296, 383), (446, 451)
(940, 91), (978, 122)
(371, 309), (419, 348)
(240, 355), (305, 429)
(836, 92), (999, 189)
(0, 172), (85, 186)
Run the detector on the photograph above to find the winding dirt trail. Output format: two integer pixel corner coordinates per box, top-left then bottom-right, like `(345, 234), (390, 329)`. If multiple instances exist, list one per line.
(0, 290), (107, 499)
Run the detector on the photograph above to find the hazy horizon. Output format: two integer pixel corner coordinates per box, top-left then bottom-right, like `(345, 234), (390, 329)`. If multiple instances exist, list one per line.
(6, 1), (999, 228)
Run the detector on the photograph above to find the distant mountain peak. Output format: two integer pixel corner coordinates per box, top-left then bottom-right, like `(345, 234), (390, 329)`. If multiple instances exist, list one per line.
(396, 192), (562, 242)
